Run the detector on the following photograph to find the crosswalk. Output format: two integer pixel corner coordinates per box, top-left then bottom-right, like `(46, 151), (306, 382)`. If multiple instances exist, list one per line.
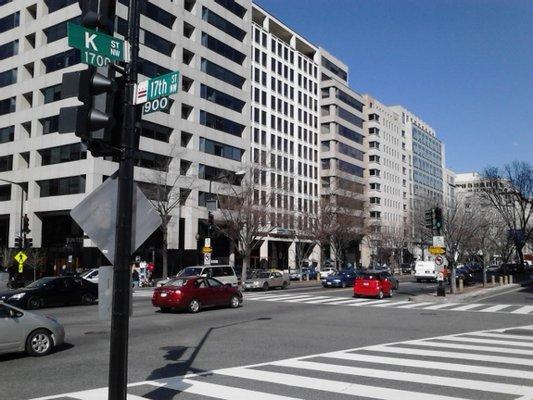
(33, 324), (533, 400)
(244, 292), (533, 315)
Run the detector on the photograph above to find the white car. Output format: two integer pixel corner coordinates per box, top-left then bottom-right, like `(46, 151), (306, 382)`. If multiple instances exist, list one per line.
(320, 268), (338, 279)
(81, 268), (99, 284)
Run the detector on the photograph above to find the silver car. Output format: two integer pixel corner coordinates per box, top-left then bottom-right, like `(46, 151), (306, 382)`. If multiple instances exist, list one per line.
(0, 301), (65, 356)
(243, 270), (289, 291)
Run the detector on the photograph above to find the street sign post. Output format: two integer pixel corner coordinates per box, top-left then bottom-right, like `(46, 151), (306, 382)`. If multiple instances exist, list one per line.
(429, 246), (446, 255)
(135, 71), (179, 104)
(67, 23), (126, 67)
(434, 255), (444, 266)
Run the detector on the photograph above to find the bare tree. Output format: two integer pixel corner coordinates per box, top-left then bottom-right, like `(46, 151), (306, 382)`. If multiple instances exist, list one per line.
(0, 247), (15, 271)
(140, 147), (193, 278)
(480, 161), (533, 266)
(24, 248), (45, 281)
(215, 164), (276, 285)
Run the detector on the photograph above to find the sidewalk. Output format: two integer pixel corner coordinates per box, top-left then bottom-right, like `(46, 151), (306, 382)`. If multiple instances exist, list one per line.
(409, 275), (533, 303)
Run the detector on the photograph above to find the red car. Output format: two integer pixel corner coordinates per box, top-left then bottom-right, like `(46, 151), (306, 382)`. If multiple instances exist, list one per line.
(353, 271), (394, 299)
(152, 276), (243, 313)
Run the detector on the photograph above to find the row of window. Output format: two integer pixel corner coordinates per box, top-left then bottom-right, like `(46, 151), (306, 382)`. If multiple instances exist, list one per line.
(0, 11), (19, 34)
(200, 110), (245, 137)
(199, 137), (243, 162)
(202, 6), (246, 41)
(201, 84), (245, 112)
(201, 58), (245, 89)
(201, 32), (245, 65)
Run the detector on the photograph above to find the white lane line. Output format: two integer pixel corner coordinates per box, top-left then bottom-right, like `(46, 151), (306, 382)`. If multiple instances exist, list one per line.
(472, 332), (533, 341)
(270, 359), (533, 396)
(448, 303), (488, 311)
(324, 298), (368, 305)
(304, 297), (344, 304)
(365, 345), (533, 366)
(373, 300), (412, 307)
(325, 351), (533, 379)
(261, 295), (318, 302)
(161, 377), (304, 400)
(436, 335), (533, 348)
(511, 305), (533, 315)
(479, 304), (513, 312)
(283, 296), (327, 303)
(215, 367), (471, 400)
(246, 294), (308, 301)
(396, 302), (435, 308)
(407, 340), (533, 356)
(423, 303), (461, 310)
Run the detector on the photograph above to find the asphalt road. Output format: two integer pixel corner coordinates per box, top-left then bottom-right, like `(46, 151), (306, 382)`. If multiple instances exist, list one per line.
(1, 281), (532, 400)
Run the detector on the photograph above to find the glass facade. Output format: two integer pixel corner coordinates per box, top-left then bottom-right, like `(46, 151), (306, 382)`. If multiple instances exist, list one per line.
(38, 175), (86, 197)
(40, 143), (86, 166)
(201, 33), (245, 64)
(200, 110), (245, 137)
(199, 137), (243, 161)
(0, 68), (16, 88)
(200, 84), (245, 112)
(200, 58), (245, 88)
(202, 7), (246, 41)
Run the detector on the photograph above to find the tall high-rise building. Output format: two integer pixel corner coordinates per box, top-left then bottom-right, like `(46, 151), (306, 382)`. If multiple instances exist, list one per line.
(0, 0), (251, 271)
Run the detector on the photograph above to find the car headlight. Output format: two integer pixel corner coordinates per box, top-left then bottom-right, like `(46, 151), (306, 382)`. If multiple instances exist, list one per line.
(9, 292), (25, 300)
(253, 281), (259, 285)
(333, 279), (341, 282)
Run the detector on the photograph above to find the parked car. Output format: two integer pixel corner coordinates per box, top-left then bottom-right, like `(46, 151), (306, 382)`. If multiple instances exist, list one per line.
(382, 271), (399, 290)
(0, 302), (65, 356)
(455, 267), (475, 285)
(243, 270), (289, 291)
(152, 276), (243, 313)
(81, 268), (99, 284)
(354, 271), (395, 299)
(486, 265), (500, 273)
(322, 269), (358, 288)
(400, 263), (413, 274)
(319, 268), (338, 279)
(0, 276), (98, 310)
(289, 268), (318, 281)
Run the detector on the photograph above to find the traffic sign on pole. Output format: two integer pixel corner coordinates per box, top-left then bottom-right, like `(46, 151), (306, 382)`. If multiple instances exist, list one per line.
(14, 251), (27, 264)
(142, 97), (170, 114)
(434, 255), (444, 266)
(135, 71), (179, 104)
(67, 23), (126, 67)
(429, 246), (446, 255)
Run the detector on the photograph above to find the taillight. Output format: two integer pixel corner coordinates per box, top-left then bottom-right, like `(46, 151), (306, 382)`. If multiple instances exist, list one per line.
(172, 290), (182, 297)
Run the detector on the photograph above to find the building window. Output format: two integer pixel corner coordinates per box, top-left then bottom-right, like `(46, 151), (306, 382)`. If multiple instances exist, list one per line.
(45, 0), (76, 13)
(338, 160), (364, 177)
(0, 97), (15, 116)
(144, 31), (174, 56)
(0, 126), (14, 143)
(200, 84), (245, 112)
(39, 143), (86, 166)
(43, 17), (80, 43)
(201, 58), (245, 89)
(0, 184), (10, 201)
(338, 142), (364, 161)
(41, 84), (62, 104)
(38, 175), (86, 197)
(0, 40), (18, 60)
(0, 155), (12, 172)
(201, 33), (245, 65)
(0, 12), (19, 34)
(199, 164), (240, 185)
(202, 7), (246, 40)
(140, 120), (171, 142)
(134, 151), (171, 171)
(200, 110), (244, 137)
(41, 115), (59, 134)
(338, 125), (363, 144)
(199, 137), (243, 161)
(0, 68), (17, 88)
(214, 0), (246, 18)
(337, 107), (363, 128)
(42, 49), (80, 73)
(337, 89), (363, 112)
(138, 58), (171, 78)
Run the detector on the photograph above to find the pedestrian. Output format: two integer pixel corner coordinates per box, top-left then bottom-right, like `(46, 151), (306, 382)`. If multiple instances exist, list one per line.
(132, 268), (139, 287)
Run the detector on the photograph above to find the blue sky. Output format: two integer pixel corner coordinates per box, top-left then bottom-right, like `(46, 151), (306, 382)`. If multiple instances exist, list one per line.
(255, 0), (532, 173)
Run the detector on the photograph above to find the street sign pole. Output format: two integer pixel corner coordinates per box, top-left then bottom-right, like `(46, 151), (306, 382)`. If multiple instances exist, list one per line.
(108, 0), (140, 399)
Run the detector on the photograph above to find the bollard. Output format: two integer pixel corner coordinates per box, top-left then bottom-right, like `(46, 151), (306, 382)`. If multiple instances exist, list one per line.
(503, 275), (508, 285)
(491, 275), (495, 285)
(509, 275), (513, 284)
(458, 278), (463, 292)
(499, 276), (503, 286)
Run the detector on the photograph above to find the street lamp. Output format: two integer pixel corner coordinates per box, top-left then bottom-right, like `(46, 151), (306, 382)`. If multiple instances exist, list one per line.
(0, 178), (27, 248)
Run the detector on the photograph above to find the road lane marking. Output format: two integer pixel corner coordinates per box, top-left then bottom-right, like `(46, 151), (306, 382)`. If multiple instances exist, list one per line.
(479, 304), (513, 312)
(436, 335), (533, 348)
(395, 302), (435, 308)
(448, 303), (487, 311)
(408, 340), (533, 356)
(511, 305), (533, 315)
(423, 303), (461, 310)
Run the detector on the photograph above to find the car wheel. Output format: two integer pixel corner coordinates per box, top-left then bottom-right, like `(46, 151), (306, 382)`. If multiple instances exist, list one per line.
(229, 295), (240, 308)
(27, 296), (42, 310)
(188, 299), (201, 313)
(377, 290), (384, 299)
(81, 293), (95, 305)
(262, 282), (269, 291)
(26, 329), (53, 357)
(388, 289), (394, 298)
(160, 307), (171, 313)
(341, 282), (347, 288)
(282, 281), (288, 289)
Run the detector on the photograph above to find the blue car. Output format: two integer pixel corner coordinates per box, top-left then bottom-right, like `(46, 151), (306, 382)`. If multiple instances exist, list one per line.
(322, 270), (358, 288)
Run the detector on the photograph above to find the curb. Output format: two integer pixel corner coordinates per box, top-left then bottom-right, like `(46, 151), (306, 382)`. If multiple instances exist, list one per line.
(409, 279), (533, 303)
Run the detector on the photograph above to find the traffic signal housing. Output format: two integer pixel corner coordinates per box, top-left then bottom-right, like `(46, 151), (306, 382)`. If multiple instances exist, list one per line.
(22, 214), (30, 234)
(424, 208), (435, 230)
(434, 206), (443, 232)
(24, 237), (33, 249)
(14, 236), (22, 249)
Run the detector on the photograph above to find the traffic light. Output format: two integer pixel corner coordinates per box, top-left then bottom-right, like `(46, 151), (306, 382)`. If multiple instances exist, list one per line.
(22, 214), (30, 234)
(24, 237), (33, 249)
(434, 206), (443, 231)
(424, 208), (434, 230)
(14, 236), (22, 249)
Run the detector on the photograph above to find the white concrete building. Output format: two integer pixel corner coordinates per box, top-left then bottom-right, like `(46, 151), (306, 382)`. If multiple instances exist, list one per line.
(0, 0), (252, 273)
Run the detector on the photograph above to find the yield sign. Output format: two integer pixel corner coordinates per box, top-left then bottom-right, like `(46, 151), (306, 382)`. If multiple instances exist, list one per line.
(70, 174), (161, 265)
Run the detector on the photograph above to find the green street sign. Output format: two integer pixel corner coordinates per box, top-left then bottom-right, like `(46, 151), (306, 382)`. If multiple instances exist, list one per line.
(67, 23), (126, 67)
(135, 71), (179, 104)
(142, 97), (170, 115)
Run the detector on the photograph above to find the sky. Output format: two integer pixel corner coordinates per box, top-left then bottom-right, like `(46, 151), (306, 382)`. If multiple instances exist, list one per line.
(254, 0), (533, 173)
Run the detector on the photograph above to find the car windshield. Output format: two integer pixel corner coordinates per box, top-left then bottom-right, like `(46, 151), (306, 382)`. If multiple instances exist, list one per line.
(26, 277), (56, 288)
(250, 271), (270, 279)
(360, 273), (379, 280)
(163, 278), (188, 287)
(179, 267), (203, 277)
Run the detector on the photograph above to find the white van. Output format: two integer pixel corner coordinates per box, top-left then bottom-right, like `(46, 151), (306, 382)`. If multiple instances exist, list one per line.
(178, 265), (238, 287)
(414, 261), (437, 282)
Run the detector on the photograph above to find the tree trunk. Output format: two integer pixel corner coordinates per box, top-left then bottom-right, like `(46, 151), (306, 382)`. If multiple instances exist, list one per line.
(242, 254), (250, 287)
(161, 225), (168, 279)
(450, 263), (457, 294)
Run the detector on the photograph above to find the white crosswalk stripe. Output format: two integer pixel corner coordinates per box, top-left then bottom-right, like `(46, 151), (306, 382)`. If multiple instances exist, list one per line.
(244, 293), (533, 315)
(32, 324), (533, 400)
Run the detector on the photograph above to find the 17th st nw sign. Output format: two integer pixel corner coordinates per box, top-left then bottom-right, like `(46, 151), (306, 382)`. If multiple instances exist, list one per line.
(67, 23), (127, 67)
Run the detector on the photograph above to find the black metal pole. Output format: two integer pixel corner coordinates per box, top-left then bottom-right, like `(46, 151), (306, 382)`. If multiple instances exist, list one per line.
(108, 0), (140, 398)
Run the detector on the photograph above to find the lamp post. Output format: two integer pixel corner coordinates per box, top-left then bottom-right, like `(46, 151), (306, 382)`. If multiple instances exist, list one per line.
(0, 179), (26, 249)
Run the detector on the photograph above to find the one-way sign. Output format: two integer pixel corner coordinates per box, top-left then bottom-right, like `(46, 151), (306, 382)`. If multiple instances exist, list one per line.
(67, 23), (127, 67)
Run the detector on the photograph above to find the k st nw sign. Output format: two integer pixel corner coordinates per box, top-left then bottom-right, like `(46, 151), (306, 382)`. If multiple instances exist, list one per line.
(67, 23), (126, 67)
